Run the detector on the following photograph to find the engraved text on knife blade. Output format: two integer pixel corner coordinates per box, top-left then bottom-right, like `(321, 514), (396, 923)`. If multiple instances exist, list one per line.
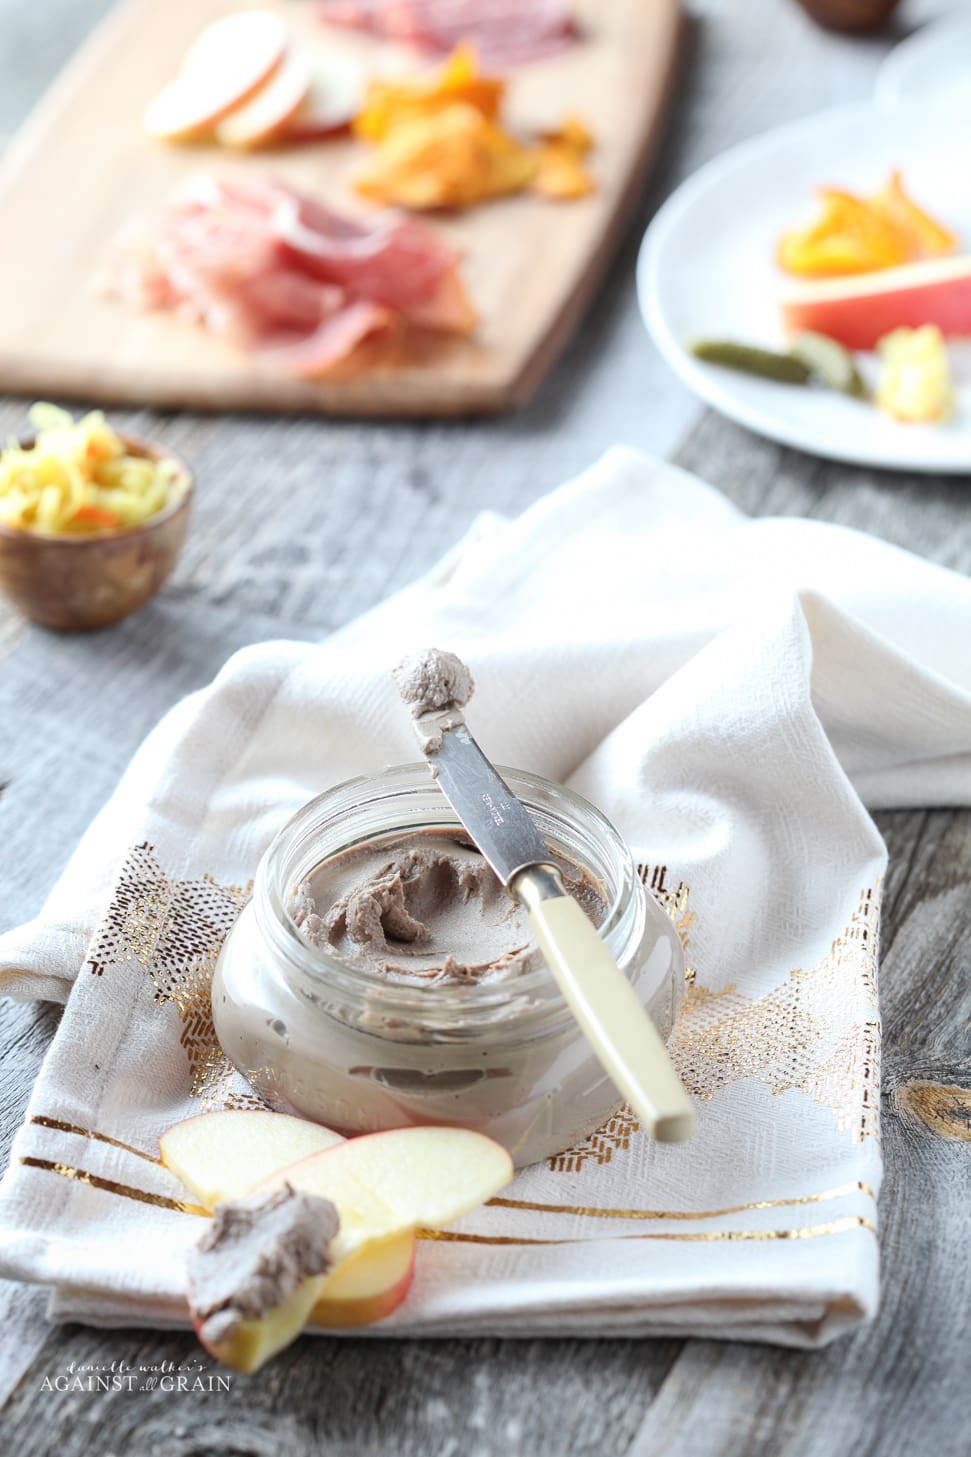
(430, 726), (551, 885)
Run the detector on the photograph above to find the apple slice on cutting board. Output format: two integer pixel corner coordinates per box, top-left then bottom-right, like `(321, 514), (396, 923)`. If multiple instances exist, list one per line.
(283, 51), (365, 142)
(144, 9), (289, 142)
(215, 49), (312, 149)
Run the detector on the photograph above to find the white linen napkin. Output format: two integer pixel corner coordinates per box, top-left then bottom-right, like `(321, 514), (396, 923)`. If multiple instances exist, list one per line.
(2, 447), (970, 1350)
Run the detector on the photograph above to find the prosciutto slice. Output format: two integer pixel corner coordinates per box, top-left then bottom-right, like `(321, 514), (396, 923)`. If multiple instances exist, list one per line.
(257, 298), (392, 378)
(105, 174), (474, 375)
(315, 0), (578, 69)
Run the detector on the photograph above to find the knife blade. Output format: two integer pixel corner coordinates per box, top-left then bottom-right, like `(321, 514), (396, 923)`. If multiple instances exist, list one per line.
(430, 723), (553, 886)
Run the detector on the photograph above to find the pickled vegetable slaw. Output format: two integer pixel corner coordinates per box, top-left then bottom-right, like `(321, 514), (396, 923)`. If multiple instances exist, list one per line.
(0, 404), (188, 536)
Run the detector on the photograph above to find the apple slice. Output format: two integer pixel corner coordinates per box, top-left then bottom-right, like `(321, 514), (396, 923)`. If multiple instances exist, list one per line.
(188, 1183), (339, 1373)
(215, 49), (311, 149)
(283, 51), (364, 141)
(160, 1109), (344, 1208)
(144, 10), (289, 142)
(195, 1272), (325, 1374)
(161, 1110), (418, 1329)
(782, 254), (971, 351)
(257, 1126), (514, 1260)
(310, 1230), (416, 1327)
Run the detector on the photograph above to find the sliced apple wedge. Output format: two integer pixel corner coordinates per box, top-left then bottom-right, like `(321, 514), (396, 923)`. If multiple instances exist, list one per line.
(194, 1272), (325, 1374)
(163, 1117), (511, 1338)
(215, 49), (312, 149)
(179, 10), (288, 82)
(187, 1183), (339, 1374)
(283, 52), (364, 142)
(310, 1230), (416, 1328)
(160, 1109), (344, 1209)
(161, 1109), (419, 1329)
(144, 10), (288, 142)
(782, 255), (971, 351)
(257, 1126), (514, 1261)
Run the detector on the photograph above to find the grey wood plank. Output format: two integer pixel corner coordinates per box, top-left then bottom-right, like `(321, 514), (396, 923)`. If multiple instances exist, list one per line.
(0, 1331), (681, 1457)
(675, 412), (971, 571)
(0, 999), (62, 1408)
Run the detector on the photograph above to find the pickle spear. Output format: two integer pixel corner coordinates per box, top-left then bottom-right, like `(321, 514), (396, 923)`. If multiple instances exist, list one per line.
(689, 340), (811, 384)
(789, 331), (867, 398)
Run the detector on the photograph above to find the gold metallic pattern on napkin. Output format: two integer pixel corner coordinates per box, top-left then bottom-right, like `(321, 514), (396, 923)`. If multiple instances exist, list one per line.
(639, 863), (699, 976)
(23, 1113), (876, 1229)
(488, 1179), (874, 1221)
(19, 1156), (876, 1245)
(668, 883), (881, 1142)
(28, 1115), (161, 1165)
(550, 874), (881, 1171)
(420, 1215), (876, 1246)
(85, 843), (263, 1112)
(548, 1105), (641, 1173)
(19, 1156), (209, 1217)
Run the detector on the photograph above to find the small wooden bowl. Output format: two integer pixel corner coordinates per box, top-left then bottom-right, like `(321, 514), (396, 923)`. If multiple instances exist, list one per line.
(0, 435), (193, 631)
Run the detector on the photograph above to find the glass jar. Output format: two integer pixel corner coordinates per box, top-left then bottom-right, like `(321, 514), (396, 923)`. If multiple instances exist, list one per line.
(212, 764), (683, 1167)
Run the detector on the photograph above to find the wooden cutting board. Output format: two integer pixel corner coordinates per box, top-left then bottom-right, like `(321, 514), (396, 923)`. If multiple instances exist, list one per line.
(0, 0), (680, 416)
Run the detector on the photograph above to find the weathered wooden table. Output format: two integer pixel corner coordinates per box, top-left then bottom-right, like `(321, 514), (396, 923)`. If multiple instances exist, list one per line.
(1, 1), (967, 1452)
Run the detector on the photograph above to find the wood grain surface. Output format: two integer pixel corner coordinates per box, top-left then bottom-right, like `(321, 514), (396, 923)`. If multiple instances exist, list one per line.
(0, 1), (968, 1454)
(0, 0), (680, 416)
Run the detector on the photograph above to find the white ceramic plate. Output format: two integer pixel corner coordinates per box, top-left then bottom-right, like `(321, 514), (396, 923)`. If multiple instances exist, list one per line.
(637, 102), (971, 473)
(875, 13), (971, 110)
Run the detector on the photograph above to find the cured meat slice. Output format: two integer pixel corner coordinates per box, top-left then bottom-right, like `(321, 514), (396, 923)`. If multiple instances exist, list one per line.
(315, 0), (578, 68)
(104, 173), (474, 376)
(256, 298), (392, 376)
(273, 194), (464, 314)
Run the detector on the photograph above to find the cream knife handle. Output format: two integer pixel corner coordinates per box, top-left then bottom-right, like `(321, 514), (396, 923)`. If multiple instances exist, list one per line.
(515, 868), (695, 1144)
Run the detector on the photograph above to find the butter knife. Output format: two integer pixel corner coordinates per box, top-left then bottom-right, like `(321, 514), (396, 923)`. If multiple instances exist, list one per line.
(425, 721), (695, 1144)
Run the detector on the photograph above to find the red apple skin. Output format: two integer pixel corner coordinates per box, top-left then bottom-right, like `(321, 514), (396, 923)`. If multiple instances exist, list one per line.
(191, 1254), (414, 1365)
(255, 1124), (512, 1192)
(310, 1251), (416, 1328)
(783, 259), (971, 350)
(216, 51), (311, 150)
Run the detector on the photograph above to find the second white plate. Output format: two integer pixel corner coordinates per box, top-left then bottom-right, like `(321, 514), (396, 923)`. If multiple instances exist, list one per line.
(637, 102), (971, 474)
(875, 12), (971, 110)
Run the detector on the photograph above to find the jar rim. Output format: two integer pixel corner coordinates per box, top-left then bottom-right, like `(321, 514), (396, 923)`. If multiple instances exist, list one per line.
(253, 762), (644, 1026)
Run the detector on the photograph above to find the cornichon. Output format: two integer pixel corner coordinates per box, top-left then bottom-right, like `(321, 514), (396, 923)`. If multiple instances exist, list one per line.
(789, 331), (867, 398)
(689, 340), (812, 384)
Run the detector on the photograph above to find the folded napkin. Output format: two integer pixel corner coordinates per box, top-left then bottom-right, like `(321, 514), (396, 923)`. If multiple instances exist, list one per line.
(2, 447), (970, 1350)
